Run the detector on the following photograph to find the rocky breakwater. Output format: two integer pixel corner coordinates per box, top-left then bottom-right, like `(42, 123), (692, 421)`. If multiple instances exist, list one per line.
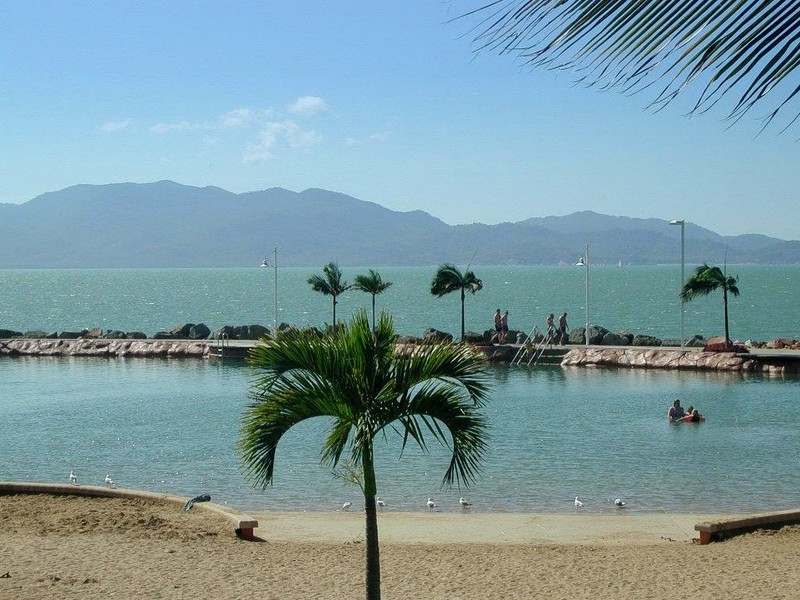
(561, 345), (796, 375)
(0, 322), (272, 359)
(0, 338), (210, 358)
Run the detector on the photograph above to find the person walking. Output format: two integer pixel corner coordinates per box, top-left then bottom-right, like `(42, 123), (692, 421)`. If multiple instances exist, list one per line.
(558, 312), (569, 345)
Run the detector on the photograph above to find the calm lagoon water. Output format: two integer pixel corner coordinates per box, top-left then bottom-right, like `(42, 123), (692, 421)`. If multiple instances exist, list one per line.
(1, 266), (798, 514)
(1, 357), (797, 515)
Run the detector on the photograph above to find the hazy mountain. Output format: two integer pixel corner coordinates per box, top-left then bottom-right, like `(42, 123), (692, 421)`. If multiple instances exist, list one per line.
(1, 181), (797, 267)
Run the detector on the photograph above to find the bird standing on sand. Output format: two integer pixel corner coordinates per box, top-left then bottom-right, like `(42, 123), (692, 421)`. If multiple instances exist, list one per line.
(104, 474), (115, 489)
(459, 497), (472, 509)
(376, 497), (386, 509)
(342, 501), (352, 511)
(69, 470), (77, 485)
(615, 498), (627, 507)
(427, 498), (436, 511)
(574, 496), (584, 509)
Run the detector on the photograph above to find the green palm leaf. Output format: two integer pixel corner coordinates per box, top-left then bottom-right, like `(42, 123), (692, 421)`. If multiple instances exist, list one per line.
(466, 0), (800, 130)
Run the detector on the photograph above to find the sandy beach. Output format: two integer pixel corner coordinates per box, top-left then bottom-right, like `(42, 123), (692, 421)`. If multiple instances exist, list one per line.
(1, 494), (798, 600)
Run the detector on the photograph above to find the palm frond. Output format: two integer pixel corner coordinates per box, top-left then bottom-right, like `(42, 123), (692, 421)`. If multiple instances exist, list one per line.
(466, 0), (800, 130)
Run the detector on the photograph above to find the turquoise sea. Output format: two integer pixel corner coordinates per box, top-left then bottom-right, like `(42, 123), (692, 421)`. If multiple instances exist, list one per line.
(1, 266), (799, 514)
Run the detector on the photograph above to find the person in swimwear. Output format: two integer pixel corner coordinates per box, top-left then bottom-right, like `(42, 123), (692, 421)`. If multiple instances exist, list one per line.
(668, 399), (686, 422)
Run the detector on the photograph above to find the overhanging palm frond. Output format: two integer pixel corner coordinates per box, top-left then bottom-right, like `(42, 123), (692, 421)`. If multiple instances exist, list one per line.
(466, 0), (800, 130)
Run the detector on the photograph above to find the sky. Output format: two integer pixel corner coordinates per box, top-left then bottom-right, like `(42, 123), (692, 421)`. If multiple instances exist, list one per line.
(2, 1), (798, 240)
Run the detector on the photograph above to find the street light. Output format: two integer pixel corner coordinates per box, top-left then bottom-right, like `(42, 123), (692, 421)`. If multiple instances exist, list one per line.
(576, 244), (589, 347)
(259, 247), (279, 334)
(669, 220), (685, 348)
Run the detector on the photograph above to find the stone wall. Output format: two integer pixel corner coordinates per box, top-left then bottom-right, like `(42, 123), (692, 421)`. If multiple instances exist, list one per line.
(0, 338), (209, 358)
(561, 347), (795, 375)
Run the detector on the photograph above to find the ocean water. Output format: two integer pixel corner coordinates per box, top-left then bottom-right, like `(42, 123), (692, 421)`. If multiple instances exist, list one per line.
(1, 266), (799, 515)
(0, 265), (798, 342)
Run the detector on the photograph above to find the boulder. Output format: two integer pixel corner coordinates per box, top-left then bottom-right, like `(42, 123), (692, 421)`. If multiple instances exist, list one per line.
(103, 330), (127, 339)
(84, 327), (103, 338)
(23, 330), (49, 339)
(423, 328), (453, 344)
(0, 329), (22, 338)
(58, 331), (83, 339)
(188, 323), (211, 339)
(632, 334), (662, 346)
(462, 331), (485, 344)
(125, 332), (148, 339)
(169, 324), (193, 338)
(601, 332), (629, 346)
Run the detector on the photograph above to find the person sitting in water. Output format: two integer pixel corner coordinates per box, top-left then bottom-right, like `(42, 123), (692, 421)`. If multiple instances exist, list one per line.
(668, 399), (686, 422)
(680, 408), (705, 423)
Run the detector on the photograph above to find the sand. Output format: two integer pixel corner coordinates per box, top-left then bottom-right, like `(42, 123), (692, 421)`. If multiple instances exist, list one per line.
(1, 494), (798, 600)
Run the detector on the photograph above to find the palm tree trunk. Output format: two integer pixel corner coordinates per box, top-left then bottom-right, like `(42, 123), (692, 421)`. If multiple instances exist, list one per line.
(362, 445), (381, 600)
(332, 296), (338, 335)
(460, 287), (466, 340)
(723, 288), (730, 347)
(371, 295), (376, 332)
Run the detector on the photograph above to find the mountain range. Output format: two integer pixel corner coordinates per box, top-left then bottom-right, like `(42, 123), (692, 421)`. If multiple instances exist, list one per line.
(1, 180), (798, 267)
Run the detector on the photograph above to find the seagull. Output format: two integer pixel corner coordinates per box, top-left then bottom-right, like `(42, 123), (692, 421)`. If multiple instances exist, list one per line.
(574, 496), (584, 509)
(104, 474), (115, 489)
(376, 497), (386, 509)
(614, 498), (627, 507)
(342, 501), (352, 511)
(427, 497), (436, 511)
(68, 470), (77, 485)
(459, 497), (472, 508)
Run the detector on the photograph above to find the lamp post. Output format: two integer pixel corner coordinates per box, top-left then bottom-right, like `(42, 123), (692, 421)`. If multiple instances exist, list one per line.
(669, 220), (685, 348)
(259, 247), (279, 334)
(576, 244), (589, 347)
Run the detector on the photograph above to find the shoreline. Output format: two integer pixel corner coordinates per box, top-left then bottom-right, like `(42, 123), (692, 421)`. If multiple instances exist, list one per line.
(3, 337), (800, 374)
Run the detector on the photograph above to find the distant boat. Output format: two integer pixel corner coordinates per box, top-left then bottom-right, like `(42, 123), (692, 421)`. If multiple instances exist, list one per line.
(259, 258), (269, 268)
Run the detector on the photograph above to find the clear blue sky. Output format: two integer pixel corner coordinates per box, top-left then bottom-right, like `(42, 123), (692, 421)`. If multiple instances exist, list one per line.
(3, 1), (798, 239)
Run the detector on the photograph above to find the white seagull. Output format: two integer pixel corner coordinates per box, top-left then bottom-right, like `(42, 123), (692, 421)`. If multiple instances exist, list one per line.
(104, 474), (115, 489)
(68, 470), (77, 485)
(342, 501), (352, 511)
(459, 497), (472, 508)
(574, 496), (584, 509)
(376, 497), (386, 509)
(426, 497), (436, 511)
(614, 498), (627, 507)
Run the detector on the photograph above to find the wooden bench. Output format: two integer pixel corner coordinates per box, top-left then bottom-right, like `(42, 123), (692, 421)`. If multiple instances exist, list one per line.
(695, 509), (800, 544)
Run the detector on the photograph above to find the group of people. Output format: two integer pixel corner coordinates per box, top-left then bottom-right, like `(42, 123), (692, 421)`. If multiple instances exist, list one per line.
(668, 399), (705, 423)
(545, 312), (569, 346)
(492, 309), (510, 344)
(491, 309), (569, 346)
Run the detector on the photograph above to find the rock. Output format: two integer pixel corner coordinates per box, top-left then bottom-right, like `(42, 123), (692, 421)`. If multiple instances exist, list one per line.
(462, 331), (485, 344)
(125, 332), (147, 339)
(103, 330), (127, 339)
(632, 334), (662, 346)
(601, 332), (629, 346)
(58, 331), (83, 339)
(84, 327), (103, 338)
(169, 324), (193, 338)
(189, 323), (211, 339)
(0, 329), (22, 338)
(23, 330), (49, 339)
(422, 328), (453, 344)
(243, 324), (269, 340)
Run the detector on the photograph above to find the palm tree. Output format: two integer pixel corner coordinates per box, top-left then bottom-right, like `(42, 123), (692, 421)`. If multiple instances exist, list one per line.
(465, 1), (800, 131)
(240, 310), (490, 600)
(430, 263), (483, 340)
(308, 262), (351, 334)
(680, 263), (740, 347)
(353, 269), (393, 331)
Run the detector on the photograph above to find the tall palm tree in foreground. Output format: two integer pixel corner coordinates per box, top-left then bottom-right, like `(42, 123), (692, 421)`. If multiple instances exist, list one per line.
(240, 310), (490, 600)
(465, 1), (800, 132)
(430, 263), (483, 340)
(308, 262), (351, 334)
(353, 269), (393, 331)
(681, 263), (740, 347)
